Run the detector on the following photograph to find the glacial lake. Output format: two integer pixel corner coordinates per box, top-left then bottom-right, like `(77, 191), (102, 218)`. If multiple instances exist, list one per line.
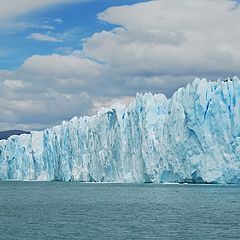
(0, 182), (239, 240)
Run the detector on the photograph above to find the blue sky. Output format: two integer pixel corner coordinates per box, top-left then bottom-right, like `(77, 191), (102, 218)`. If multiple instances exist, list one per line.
(0, 0), (240, 130)
(0, 0), (148, 70)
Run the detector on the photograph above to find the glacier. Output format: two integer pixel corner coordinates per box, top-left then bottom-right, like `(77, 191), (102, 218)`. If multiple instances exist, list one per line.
(1, 77), (240, 183)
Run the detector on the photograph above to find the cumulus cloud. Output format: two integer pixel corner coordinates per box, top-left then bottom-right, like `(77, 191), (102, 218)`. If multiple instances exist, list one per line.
(0, 53), (104, 130)
(1, 0), (240, 130)
(20, 54), (102, 81)
(85, 0), (240, 77)
(29, 33), (63, 42)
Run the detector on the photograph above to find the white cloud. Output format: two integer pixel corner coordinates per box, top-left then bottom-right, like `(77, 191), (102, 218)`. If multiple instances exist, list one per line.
(0, 0), (79, 21)
(41, 25), (55, 30)
(1, 0), (240, 130)
(90, 96), (134, 115)
(84, 0), (240, 76)
(54, 18), (64, 23)
(3, 79), (26, 89)
(0, 53), (105, 130)
(20, 54), (102, 79)
(29, 33), (63, 42)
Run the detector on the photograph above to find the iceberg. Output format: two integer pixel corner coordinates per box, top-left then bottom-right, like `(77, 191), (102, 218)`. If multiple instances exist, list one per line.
(1, 77), (240, 183)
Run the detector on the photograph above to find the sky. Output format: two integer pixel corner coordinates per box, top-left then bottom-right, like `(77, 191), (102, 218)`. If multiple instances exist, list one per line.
(0, 0), (240, 131)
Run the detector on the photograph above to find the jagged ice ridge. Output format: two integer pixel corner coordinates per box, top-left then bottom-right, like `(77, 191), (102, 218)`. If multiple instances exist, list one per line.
(1, 77), (240, 183)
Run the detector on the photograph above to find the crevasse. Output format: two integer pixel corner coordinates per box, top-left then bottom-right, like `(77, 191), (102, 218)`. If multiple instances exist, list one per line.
(1, 77), (240, 183)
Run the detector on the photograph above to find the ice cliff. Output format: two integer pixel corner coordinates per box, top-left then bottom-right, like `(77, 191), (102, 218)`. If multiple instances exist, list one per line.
(1, 77), (240, 183)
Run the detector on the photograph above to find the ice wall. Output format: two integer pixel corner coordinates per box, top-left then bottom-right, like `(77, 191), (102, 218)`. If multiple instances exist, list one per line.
(1, 77), (240, 183)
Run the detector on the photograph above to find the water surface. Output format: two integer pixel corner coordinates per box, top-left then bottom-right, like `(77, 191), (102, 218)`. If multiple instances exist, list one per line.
(0, 182), (239, 239)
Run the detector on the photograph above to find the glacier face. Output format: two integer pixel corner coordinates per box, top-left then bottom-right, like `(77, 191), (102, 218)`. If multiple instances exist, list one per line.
(1, 77), (240, 183)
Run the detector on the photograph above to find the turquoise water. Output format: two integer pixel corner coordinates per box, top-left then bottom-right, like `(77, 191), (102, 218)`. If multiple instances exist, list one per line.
(0, 182), (239, 240)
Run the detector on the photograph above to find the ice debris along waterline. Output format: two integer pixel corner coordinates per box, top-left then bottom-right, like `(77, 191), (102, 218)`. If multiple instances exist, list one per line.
(1, 77), (240, 183)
